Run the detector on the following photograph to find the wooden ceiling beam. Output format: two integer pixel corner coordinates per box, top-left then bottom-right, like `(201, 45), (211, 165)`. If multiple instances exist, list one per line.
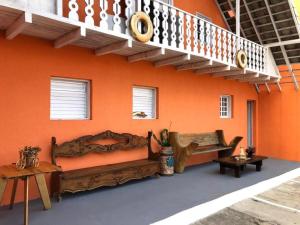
(250, 77), (280, 84)
(176, 60), (213, 71)
(154, 54), (190, 68)
(95, 40), (132, 56)
(128, 48), (165, 63)
(54, 27), (86, 48)
(196, 65), (230, 74)
(6, 12), (32, 40)
(226, 73), (259, 80)
(240, 76), (271, 83)
(212, 69), (246, 77)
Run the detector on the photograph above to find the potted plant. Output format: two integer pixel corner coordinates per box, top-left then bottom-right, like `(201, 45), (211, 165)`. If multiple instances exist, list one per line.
(16, 146), (41, 169)
(153, 129), (174, 175)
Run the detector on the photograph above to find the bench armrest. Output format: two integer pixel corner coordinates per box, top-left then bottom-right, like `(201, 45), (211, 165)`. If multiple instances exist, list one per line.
(169, 132), (199, 173)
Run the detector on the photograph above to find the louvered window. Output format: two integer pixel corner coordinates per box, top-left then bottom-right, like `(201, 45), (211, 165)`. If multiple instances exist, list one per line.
(132, 87), (157, 119)
(220, 95), (232, 119)
(50, 78), (90, 120)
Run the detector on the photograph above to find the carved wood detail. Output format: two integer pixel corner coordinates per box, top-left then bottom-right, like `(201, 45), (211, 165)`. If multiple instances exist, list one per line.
(59, 161), (160, 194)
(169, 130), (243, 173)
(51, 130), (149, 164)
(51, 131), (160, 200)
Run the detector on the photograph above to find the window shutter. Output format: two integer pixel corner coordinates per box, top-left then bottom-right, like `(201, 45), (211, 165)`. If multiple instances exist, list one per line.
(50, 78), (90, 120)
(132, 87), (156, 119)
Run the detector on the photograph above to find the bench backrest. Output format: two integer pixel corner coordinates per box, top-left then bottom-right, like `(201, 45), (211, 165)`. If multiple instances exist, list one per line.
(177, 132), (220, 147)
(51, 130), (155, 165)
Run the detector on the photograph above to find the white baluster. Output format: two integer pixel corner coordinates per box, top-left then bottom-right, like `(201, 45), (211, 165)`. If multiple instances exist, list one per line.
(259, 46), (263, 72)
(144, 0), (151, 15)
(256, 45), (260, 71)
(170, 8), (177, 48)
(227, 33), (232, 64)
(99, 0), (108, 29)
(211, 26), (216, 59)
(222, 30), (227, 63)
(240, 38), (244, 51)
(153, 1), (160, 43)
(178, 12), (184, 49)
(125, 0), (133, 35)
(162, 4), (169, 46)
(199, 19), (205, 55)
(232, 35), (236, 65)
(186, 15), (191, 52)
(244, 40), (248, 68)
(206, 23), (211, 58)
(69, 0), (79, 21)
(248, 41), (252, 70)
(217, 28), (222, 60)
(252, 43), (256, 70)
(193, 17), (198, 54)
(85, 0), (95, 26)
(263, 48), (267, 73)
(113, 0), (121, 32)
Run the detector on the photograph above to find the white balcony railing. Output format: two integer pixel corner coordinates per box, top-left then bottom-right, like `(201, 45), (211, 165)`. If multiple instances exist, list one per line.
(63, 0), (268, 74)
(0, 0), (276, 79)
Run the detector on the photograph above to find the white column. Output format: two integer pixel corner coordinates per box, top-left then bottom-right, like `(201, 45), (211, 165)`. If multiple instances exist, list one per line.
(236, 0), (240, 50)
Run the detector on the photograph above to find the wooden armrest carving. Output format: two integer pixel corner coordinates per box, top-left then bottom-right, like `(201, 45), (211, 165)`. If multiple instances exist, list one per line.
(216, 130), (243, 158)
(169, 132), (199, 173)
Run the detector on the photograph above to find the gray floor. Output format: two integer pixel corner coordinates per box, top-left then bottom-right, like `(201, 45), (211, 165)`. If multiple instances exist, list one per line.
(0, 158), (299, 225)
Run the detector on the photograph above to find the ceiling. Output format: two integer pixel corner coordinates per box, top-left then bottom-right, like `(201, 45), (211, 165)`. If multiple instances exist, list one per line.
(214, 0), (300, 66)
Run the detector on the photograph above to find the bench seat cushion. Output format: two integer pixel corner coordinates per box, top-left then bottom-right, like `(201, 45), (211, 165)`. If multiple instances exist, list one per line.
(192, 146), (232, 155)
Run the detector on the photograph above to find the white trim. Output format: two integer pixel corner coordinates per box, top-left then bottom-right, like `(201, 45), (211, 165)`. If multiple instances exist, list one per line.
(50, 77), (91, 120)
(132, 86), (157, 120)
(220, 95), (232, 119)
(150, 167), (300, 225)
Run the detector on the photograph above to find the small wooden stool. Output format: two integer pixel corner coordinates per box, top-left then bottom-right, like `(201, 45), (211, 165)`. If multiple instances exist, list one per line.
(0, 162), (61, 225)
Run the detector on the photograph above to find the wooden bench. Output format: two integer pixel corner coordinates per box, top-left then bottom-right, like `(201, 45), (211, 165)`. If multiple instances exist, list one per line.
(169, 130), (242, 173)
(51, 130), (160, 201)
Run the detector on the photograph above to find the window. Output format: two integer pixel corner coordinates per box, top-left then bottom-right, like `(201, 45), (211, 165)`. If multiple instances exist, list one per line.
(132, 86), (157, 119)
(50, 78), (90, 120)
(220, 95), (232, 118)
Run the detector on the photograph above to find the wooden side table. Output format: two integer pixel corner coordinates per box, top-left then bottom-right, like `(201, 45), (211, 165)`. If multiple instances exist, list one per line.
(0, 162), (61, 225)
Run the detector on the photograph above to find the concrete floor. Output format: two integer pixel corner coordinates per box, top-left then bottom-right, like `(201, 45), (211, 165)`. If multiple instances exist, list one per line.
(0, 158), (299, 225)
(193, 179), (300, 225)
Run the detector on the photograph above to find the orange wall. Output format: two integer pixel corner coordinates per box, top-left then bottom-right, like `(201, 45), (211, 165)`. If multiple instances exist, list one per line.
(258, 80), (300, 162)
(0, 1), (255, 205)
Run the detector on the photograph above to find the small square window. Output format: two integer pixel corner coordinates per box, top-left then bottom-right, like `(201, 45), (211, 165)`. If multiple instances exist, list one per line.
(50, 78), (90, 120)
(220, 95), (232, 119)
(132, 86), (157, 119)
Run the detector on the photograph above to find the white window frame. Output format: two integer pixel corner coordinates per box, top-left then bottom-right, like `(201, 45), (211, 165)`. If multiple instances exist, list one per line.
(220, 95), (232, 119)
(132, 86), (157, 120)
(50, 77), (91, 120)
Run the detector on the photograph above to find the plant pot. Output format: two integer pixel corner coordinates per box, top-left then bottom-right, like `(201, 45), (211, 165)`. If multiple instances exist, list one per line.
(160, 146), (174, 176)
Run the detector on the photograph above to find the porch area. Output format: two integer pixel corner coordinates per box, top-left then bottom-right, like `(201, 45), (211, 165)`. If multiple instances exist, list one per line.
(0, 0), (280, 84)
(0, 158), (299, 225)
